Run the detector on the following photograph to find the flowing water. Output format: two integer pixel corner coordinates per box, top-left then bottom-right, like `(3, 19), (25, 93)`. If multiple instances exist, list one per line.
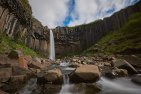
(98, 77), (141, 94)
(16, 76), (141, 94)
(49, 29), (55, 60)
(17, 78), (37, 94)
(16, 62), (141, 94)
(59, 62), (75, 94)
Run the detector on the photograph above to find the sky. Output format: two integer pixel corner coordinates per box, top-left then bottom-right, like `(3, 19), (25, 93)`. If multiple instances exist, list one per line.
(29, 0), (139, 28)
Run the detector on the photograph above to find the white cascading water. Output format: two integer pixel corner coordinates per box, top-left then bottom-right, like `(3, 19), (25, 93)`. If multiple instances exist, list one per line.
(49, 29), (55, 60)
(98, 77), (141, 94)
(59, 62), (76, 94)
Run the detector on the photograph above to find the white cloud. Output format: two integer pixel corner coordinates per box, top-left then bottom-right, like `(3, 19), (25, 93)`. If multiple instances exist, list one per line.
(68, 0), (137, 27)
(29, 0), (69, 28)
(29, 0), (138, 28)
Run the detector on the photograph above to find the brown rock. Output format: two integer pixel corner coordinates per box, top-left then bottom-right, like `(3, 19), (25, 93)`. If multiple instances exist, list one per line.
(0, 90), (9, 94)
(24, 55), (32, 65)
(28, 61), (43, 69)
(18, 56), (28, 69)
(12, 66), (29, 76)
(0, 68), (12, 83)
(105, 68), (128, 78)
(113, 59), (138, 74)
(1, 75), (27, 93)
(70, 65), (101, 83)
(131, 75), (141, 85)
(45, 68), (63, 84)
(8, 50), (23, 59)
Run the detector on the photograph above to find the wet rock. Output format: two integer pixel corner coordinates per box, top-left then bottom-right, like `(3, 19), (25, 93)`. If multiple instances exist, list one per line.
(113, 59), (138, 74)
(28, 61), (43, 69)
(12, 66), (29, 76)
(0, 90), (9, 94)
(74, 83), (101, 94)
(0, 64), (11, 68)
(18, 56), (28, 69)
(0, 68), (12, 83)
(68, 63), (80, 68)
(24, 55), (32, 65)
(39, 84), (61, 94)
(105, 68), (128, 79)
(122, 55), (141, 69)
(131, 76), (141, 85)
(70, 65), (101, 83)
(45, 68), (63, 84)
(8, 50), (23, 59)
(1, 75), (27, 93)
(33, 57), (41, 63)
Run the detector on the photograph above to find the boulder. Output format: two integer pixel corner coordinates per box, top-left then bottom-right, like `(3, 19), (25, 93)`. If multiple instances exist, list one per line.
(105, 68), (128, 79)
(12, 66), (30, 76)
(0, 68), (12, 83)
(0, 90), (9, 94)
(23, 55), (32, 65)
(73, 83), (101, 94)
(70, 65), (101, 83)
(33, 57), (41, 63)
(1, 75), (27, 93)
(45, 68), (63, 84)
(18, 56), (28, 69)
(28, 61), (43, 69)
(131, 75), (141, 85)
(8, 50), (22, 59)
(112, 59), (138, 74)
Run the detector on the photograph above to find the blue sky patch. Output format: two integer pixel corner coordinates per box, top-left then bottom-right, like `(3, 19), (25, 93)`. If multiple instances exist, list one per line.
(63, 0), (75, 26)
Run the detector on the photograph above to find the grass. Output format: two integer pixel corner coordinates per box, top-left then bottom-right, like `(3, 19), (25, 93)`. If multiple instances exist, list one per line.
(0, 32), (38, 57)
(82, 12), (141, 55)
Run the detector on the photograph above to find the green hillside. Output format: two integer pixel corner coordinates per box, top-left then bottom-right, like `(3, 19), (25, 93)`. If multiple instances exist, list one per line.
(83, 12), (141, 55)
(0, 32), (37, 56)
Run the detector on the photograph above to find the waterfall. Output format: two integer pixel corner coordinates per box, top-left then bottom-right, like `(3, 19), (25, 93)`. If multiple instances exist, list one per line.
(63, 74), (70, 84)
(49, 29), (55, 60)
(59, 62), (76, 94)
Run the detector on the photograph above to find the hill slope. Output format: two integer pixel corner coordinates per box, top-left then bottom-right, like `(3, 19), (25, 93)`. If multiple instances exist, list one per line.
(83, 12), (141, 55)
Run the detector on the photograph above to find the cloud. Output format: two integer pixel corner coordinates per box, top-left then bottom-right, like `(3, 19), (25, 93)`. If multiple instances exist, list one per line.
(29, 0), (139, 28)
(68, 0), (139, 27)
(29, 0), (70, 28)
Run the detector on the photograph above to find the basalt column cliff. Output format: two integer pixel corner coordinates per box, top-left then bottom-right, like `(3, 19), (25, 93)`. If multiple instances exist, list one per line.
(0, 0), (50, 56)
(53, 0), (141, 55)
(0, 0), (141, 56)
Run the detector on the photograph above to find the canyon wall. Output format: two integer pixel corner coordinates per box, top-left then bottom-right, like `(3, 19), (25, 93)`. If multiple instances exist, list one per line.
(53, 0), (141, 55)
(0, 0), (50, 56)
(0, 0), (141, 56)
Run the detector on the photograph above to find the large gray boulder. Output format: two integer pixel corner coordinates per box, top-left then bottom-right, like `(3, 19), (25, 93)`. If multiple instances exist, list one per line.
(70, 65), (101, 83)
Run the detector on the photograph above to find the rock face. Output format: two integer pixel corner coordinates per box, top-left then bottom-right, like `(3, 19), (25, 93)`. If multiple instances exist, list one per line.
(0, 0), (141, 56)
(0, 0), (49, 56)
(105, 68), (128, 79)
(70, 65), (101, 83)
(45, 68), (63, 84)
(8, 50), (23, 59)
(0, 90), (9, 94)
(52, 0), (141, 55)
(131, 75), (141, 85)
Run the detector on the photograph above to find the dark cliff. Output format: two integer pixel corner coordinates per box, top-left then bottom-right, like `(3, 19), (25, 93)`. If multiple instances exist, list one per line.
(0, 0), (50, 56)
(53, 0), (141, 56)
(0, 0), (141, 57)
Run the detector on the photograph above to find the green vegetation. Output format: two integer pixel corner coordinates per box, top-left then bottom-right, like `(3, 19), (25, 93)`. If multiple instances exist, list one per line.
(83, 12), (141, 55)
(0, 32), (37, 57)
(20, 0), (32, 14)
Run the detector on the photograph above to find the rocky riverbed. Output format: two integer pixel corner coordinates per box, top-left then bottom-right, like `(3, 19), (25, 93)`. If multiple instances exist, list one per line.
(0, 50), (141, 94)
